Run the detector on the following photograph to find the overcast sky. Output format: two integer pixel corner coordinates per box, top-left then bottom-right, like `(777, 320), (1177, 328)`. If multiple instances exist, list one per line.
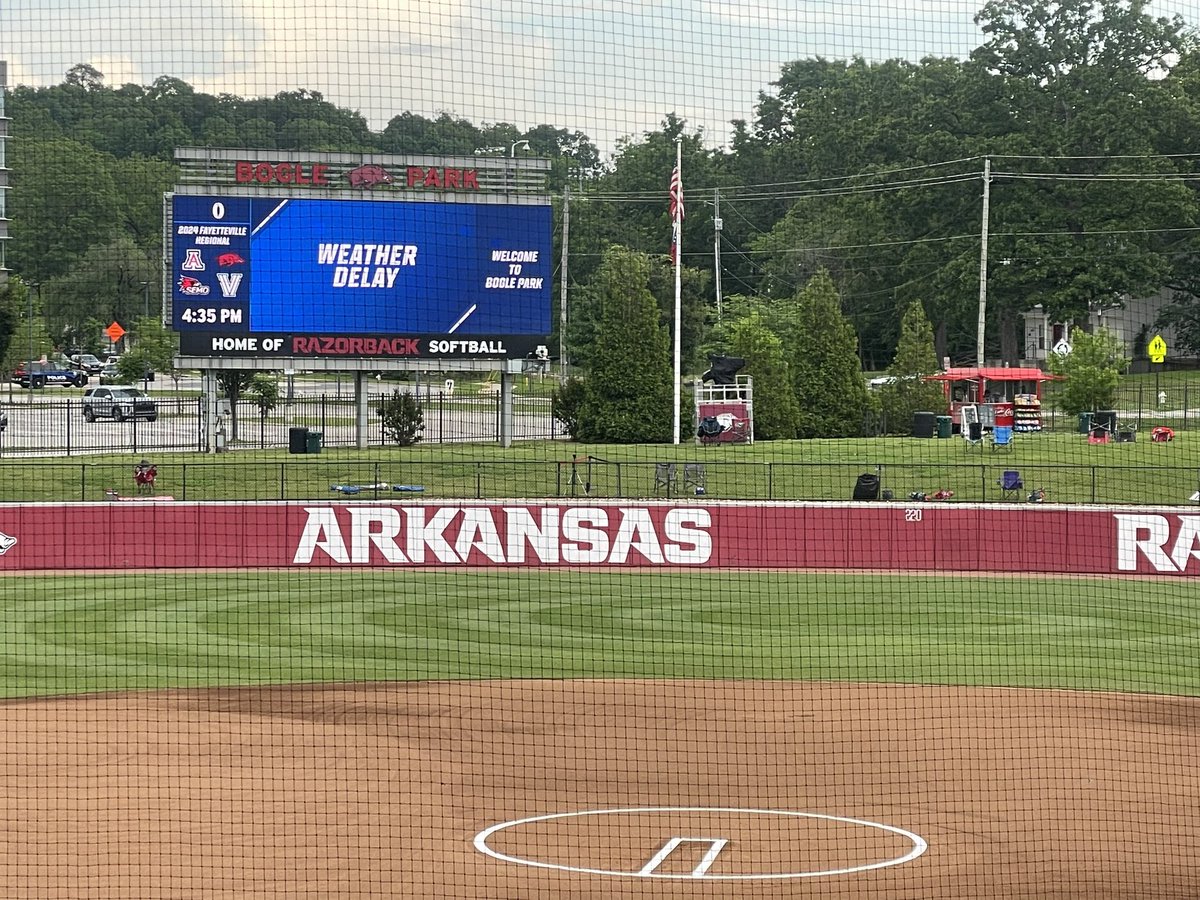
(2, 1), (1196, 156)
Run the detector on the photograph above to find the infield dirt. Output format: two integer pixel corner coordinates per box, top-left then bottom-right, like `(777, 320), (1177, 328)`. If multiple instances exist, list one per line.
(0, 680), (1196, 898)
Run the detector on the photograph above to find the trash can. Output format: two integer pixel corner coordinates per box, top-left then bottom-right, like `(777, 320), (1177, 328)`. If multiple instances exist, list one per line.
(305, 430), (323, 455)
(912, 411), (936, 438)
(852, 473), (881, 500)
(1077, 412), (1092, 435)
(289, 426), (309, 454)
(936, 415), (952, 439)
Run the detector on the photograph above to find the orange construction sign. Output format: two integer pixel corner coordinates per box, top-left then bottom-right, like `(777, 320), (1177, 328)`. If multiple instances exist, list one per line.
(105, 321), (126, 343)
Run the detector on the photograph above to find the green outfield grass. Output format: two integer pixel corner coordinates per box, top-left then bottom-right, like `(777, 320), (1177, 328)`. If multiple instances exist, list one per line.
(4, 430), (1200, 503)
(0, 570), (1195, 699)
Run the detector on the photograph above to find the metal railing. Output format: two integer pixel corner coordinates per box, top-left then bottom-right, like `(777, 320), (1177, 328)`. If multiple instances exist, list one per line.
(2, 460), (1197, 506)
(0, 392), (561, 456)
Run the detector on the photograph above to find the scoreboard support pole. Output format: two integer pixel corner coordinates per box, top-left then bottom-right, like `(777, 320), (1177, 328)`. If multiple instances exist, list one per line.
(354, 373), (369, 449)
(499, 372), (514, 448)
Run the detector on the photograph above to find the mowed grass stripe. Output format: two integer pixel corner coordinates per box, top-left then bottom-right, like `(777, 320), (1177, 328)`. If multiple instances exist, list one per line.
(0, 570), (1195, 698)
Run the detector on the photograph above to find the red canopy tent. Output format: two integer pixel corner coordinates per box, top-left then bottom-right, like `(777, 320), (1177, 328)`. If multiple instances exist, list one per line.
(925, 367), (1062, 429)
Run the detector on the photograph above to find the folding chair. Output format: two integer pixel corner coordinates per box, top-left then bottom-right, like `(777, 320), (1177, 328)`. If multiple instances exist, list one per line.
(997, 470), (1023, 500)
(683, 463), (707, 495)
(963, 420), (984, 450)
(654, 462), (677, 495)
(991, 425), (1014, 452)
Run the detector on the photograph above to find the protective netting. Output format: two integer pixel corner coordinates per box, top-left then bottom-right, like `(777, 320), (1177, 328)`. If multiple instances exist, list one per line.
(3, 1), (1200, 897)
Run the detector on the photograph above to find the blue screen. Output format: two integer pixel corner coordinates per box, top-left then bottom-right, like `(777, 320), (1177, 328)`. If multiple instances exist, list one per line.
(171, 196), (552, 335)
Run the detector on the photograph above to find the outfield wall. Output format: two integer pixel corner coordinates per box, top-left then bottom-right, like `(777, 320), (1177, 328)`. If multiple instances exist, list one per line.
(0, 502), (1196, 575)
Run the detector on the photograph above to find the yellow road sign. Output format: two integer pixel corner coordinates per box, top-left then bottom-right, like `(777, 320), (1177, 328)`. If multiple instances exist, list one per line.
(1148, 334), (1167, 364)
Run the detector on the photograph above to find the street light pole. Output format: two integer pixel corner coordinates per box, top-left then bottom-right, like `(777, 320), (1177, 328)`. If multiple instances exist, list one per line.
(141, 281), (149, 319)
(510, 140), (530, 157)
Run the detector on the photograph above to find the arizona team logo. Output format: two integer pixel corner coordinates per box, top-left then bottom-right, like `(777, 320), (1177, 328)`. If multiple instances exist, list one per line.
(216, 252), (245, 267)
(0, 532), (17, 555)
(178, 275), (211, 296)
(181, 249), (205, 271)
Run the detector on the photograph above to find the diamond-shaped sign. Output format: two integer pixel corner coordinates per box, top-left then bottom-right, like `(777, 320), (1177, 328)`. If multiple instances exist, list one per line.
(105, 321), (126, 344)
(1148, 334), (1167, 364)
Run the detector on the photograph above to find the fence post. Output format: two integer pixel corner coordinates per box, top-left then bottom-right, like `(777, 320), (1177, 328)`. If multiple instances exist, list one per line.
(81, 463), (87, 501)
(281, 462), (286, 500)
(181, 463), (187, 501)
(374, 462), (381, 500)
(615, 461), (622, 498)
(1091, 466), (1097, 503)
(1185, 384), (1190, 432)
(65, 398), (72, 456)
(981, 465), (988, 502)
(476, 461), (483, 499)
(1137, 385), (1143, 430)
(767, 462), (774, 500)
(556, 461), (562, 497)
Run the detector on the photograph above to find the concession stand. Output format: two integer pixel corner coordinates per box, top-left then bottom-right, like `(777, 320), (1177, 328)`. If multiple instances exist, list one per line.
(925, 367), (1060, 432)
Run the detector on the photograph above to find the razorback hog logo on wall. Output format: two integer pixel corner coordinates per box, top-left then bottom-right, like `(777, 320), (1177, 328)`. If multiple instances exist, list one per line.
(293, 506), (713, 566)
(1115, 514), (1200, 573)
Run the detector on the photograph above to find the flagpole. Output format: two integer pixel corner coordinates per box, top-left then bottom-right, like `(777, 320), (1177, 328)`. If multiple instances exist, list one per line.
(672, 137), (682, 445)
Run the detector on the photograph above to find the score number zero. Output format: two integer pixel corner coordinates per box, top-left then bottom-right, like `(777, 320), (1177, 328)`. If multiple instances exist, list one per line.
(904, 508), (923, 522)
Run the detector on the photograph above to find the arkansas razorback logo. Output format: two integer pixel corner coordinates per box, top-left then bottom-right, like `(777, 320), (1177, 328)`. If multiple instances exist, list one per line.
(0, 532), (17, 555)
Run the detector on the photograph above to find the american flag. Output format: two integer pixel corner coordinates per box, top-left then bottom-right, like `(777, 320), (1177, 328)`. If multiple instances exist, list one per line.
(669, 164), (684, 262)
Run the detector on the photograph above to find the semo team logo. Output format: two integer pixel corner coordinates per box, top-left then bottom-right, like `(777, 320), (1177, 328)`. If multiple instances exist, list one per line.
(0, 531), (16, 555)
(178, 275), (211, 296)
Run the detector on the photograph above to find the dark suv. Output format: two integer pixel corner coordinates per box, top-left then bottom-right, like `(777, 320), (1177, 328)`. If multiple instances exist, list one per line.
(81, 386), (158, 422)
(12, 361), (87, 388)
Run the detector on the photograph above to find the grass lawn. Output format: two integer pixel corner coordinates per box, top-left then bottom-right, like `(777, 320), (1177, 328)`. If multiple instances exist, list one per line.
(2, 430), (1199, 503)
(0, 570), (1194, 699)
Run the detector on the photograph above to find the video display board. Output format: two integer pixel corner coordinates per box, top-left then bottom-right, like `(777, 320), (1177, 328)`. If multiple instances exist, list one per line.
(170, 195), (552, 360)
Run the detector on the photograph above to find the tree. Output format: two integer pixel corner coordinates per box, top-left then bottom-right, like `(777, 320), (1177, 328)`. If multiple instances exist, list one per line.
(876, 301), (949, 434)
(1046, 325), (1129, 414)
(247, 374), (281, 449)
(1, 284), (53, 373)
(129, 315), (178, 390)
(550, 377), (586, 440)
(376, 389), (425, 446)
(216, 372), (255, 440)
(726, 313), (800, 440)
(781, 270), (870, 438)
(576, 247), (674, 443)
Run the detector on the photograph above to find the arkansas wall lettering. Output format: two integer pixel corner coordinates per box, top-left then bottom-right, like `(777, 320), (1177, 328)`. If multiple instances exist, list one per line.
(292, 506), (714, 566)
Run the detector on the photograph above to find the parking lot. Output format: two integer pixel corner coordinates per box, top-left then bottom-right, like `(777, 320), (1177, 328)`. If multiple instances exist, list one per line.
(0, 378), (559, 456)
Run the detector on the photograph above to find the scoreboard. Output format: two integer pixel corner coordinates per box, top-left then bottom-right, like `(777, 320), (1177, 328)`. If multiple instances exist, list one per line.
(170, 195), (552, 360)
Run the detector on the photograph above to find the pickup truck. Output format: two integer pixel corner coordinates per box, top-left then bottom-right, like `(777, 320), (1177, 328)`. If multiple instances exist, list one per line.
(11, 360), (88, 388)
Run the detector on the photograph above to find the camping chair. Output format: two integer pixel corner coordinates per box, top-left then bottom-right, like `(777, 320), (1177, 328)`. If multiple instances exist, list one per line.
(997, 469), (1023, 501)
(683, 463), (707, 495)
(963, 420), (984, 450)
(654, 462), (677, 495)
(991, 425), (1014, 452)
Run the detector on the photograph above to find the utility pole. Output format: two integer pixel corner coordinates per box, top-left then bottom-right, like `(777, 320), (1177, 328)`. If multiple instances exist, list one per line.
(976, 157), (991, 368)
(27, 282), (37, 396)
(713, 188), (723, 322)
(559, 186), (570, 380)
(141, 280), (150, 319)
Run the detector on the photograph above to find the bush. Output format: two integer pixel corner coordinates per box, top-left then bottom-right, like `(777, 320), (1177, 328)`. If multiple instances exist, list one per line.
(376, 389), (425, 446)
(551, 377), (586, 439)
